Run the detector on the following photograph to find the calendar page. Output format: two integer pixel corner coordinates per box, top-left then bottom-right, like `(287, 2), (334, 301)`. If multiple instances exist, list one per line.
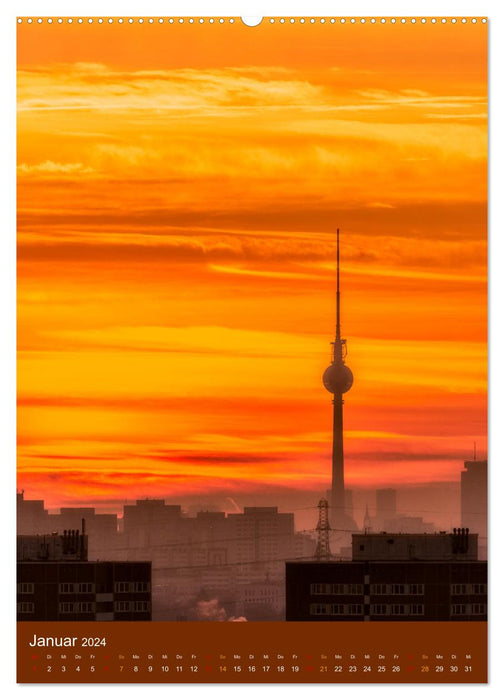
(16, 14), (488, 684)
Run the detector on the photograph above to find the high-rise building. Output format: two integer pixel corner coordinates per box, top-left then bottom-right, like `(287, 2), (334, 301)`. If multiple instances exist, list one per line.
(17, 491), (48, 534)
(375, 488), (397, 528)
(461, 459), (487, 559)
(227, 506), (295, 579)
(123, 499), (183, 548)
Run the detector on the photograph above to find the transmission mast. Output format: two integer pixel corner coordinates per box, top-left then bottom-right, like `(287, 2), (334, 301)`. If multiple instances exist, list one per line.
(322, 229), (354, 528)
(315, 498), (332, 560)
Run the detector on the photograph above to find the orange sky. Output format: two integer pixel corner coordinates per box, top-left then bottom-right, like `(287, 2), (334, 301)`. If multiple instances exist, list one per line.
(17, 19), (487, 510)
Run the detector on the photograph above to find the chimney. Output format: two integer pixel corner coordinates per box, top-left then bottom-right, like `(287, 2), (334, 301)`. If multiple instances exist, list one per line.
(451, 527), (470, 554)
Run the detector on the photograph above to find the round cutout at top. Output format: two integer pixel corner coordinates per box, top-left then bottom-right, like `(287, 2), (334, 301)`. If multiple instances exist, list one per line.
(240, 17), (263, 27)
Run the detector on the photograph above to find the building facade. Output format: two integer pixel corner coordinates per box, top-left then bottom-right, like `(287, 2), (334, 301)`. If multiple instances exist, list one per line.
(17, 532), (151, 621)
(286, 530), (487, 622)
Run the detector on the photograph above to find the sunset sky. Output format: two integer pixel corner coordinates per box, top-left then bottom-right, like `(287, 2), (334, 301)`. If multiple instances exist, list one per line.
(17, 19), (487, 511)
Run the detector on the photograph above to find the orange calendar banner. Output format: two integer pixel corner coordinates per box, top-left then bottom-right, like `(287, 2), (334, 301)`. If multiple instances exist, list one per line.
(16, 15), (487, 685)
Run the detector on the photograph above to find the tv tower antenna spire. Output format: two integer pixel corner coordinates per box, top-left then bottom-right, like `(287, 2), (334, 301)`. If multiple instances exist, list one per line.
(336, 227), (341, 345)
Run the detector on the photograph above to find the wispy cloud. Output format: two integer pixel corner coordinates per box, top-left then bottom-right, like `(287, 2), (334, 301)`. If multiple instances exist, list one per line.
(17, 160), (95, 175)
(17, 64), (328, 113)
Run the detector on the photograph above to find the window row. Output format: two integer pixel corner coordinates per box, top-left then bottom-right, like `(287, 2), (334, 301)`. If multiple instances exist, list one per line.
(451, 604), (487, 616)
(114, 601), (150, 613)
(310, 583), (363, 596)
(309, 583), (487, 597)
(371, 604), (424, 616)
(57, 601), (151, 614)
(59, 602), (96, 613)
(59, 582), (95, 594)
(58, 581), (150, 594)
(450, 584), (487, 595)
(310, 604), (363, 616)
(114, 581), (151, 593)
(371, 583), (424, 595)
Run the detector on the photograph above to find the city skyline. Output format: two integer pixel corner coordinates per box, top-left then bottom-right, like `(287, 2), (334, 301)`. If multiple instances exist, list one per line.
(17, 475), (481, 536)
(17, 20), (487, 510)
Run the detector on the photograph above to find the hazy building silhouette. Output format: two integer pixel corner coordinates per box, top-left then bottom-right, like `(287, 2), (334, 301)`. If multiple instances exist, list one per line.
(102, 500), (313, 620)
(369, 489), (435, 534)
(17, 491), (48, 535)
(227, 506), (295, 580)
(382, 515), (436, 533)
(345, 489), (355, 521)
(363, 504), (372, 532)
(48, 507), (118, 559)
(286, 530), (486, 621)
(123, 499), (183, 548)
(461, 459), (487, 559)
(51, 508), (117, 537)
(375, 488), (397, 529)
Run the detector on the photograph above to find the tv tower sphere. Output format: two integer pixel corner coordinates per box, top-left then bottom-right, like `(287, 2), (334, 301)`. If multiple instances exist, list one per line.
(323, 362), (353, 394)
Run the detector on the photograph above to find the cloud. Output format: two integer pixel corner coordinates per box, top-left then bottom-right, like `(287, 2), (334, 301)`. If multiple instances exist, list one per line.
(16, 66), (486, 217)
(147, 451), (286, 465)
(16, 221), (487, 284)
(18, 468), (267, 488)
(17, 64), (328, 113)
(17, 395), (318, 412)
(356, 88), (486, 111)
(365, 202), (396, 209)
(17, 160), (95, 175)
(208, 264), (330, 281)
(33, 323), (322, 358)
(425, 113), (487, 120)
(348, 451), (458, 462)
(33, 454), (122, 461)
(17, 199), (487, 243)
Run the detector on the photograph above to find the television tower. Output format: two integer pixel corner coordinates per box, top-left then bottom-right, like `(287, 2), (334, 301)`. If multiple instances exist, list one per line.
(322, 229), (354, 529)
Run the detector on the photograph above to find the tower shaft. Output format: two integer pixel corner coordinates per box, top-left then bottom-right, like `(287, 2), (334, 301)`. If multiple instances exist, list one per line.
(331, 393), (345, 521)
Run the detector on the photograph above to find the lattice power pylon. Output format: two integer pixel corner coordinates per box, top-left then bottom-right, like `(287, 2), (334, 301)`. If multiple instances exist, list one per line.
(315, 498), (332, 560)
